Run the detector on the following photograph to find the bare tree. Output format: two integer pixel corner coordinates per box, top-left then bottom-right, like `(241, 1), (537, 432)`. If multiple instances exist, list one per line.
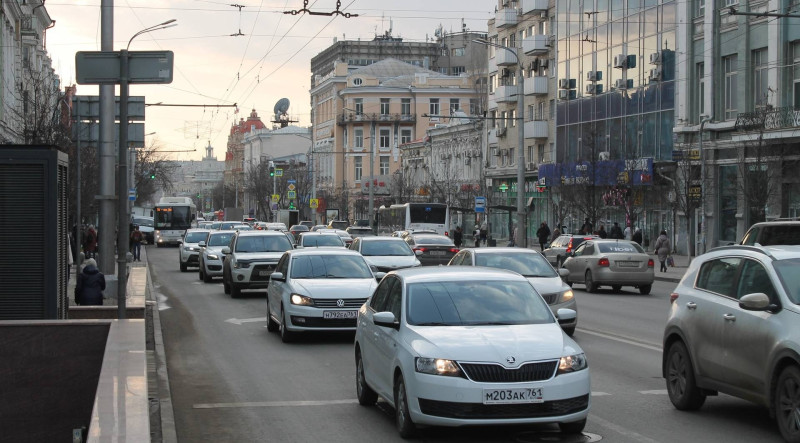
(133, 141), (179, 205)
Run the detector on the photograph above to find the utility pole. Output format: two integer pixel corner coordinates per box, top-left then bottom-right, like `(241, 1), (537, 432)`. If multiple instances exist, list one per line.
(98, 0), (115, 274)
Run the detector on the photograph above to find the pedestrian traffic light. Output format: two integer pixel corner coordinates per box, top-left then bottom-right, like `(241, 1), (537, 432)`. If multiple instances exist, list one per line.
(149, 172), (156, 180)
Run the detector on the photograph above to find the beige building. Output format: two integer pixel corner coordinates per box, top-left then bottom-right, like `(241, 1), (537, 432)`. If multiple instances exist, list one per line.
(310, 58), (482, 221)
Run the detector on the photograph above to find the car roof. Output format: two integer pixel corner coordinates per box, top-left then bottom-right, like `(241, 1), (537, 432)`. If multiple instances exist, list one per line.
(459, 247), (540, 254)
(186, 228), (211, 233)
(391, 266), (525, 284)
(236, 230), (287, 237)
(208, 230), (236, 235)
(359, 236), (405, 241)
(749, 221), (800, 227)
(707, 244), (800, 261)
(286, 248), (362, 257)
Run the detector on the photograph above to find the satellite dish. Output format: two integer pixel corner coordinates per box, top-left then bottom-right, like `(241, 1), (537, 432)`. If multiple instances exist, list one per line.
(274, 98), (290, 121)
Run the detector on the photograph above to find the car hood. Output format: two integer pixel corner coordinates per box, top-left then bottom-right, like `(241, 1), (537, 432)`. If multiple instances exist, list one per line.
(405, 323), (580, 364)
(526, 276), (569, 294)
(363, 255), (419, 269)
(203, 246), (226, 255)
(233, 252), (284, 262)
(294, 278), (377, 298)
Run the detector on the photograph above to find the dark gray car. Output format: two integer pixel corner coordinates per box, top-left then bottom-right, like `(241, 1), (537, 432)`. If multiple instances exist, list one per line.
(404, 233), (458, 266)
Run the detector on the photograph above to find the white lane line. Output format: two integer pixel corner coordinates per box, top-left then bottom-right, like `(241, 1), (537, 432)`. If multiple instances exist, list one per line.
(592, 391), (612, 396)
(193, 399), (359, 409)
(639, 390), (668, 395)
(578, 328), (662, 352)
(224, 317), (266, 325)
(590, 413), (663, 443)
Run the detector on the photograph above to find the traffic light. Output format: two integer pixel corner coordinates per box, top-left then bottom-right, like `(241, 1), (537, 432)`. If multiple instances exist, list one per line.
(149, 172), (156, 180)
(268, 160), (275, 177)
(288, 201), (295, 210)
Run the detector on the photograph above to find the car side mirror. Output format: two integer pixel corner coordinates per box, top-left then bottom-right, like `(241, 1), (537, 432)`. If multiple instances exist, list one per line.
(270, 272), (285, 282)
(198, 241), (206, 248)
(555, 308), (577, 324)
(558, 268), (570, 278)
(374, 271), (387, 281)
(221, 247), (231, 255)
(373, 311), (399, 329)
(739, 293), (775, 311)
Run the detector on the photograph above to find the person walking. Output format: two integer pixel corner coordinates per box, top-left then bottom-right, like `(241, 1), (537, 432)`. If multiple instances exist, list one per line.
(479, 221), (488, 246)
(474, 224), (481, 247)
(624, 224), (633, 241)
(75, 258), (105, 306)
(83, 225), (98, 259)
(551, 226), (561, 243)
(580, 218), (593, 235)
(597, 225), (608, 239)
(453, 226), (463, 248)
(609, 222), (624, 239)
(654, 230), (671, 272)
(130, 225), (144, 262)
(536, 222), (551, 251)
(632, 227), (643, 246)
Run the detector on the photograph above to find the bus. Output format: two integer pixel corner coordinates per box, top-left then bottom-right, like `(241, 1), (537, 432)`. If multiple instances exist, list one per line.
(376, 203), (450, 236)
(154, 197), (197, 247)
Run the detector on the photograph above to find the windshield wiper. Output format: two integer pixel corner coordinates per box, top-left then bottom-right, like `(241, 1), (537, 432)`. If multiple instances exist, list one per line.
(414, 322), (450, 326)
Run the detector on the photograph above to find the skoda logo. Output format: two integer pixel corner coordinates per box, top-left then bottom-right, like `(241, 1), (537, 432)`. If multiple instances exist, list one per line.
(506, 356), (516, 365)
(336, 299), (345, 307)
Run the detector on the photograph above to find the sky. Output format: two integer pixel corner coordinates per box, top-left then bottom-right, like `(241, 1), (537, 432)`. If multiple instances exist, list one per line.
(45, 0), (495, 161)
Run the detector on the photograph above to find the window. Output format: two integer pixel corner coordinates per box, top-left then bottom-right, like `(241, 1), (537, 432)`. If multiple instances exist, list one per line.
(538, 144), (546, 162)
(694, 0), (705, 17)
(509, 147), (515, 165)
(753, 48), (768, 109)
(537, 102), (545, 120)
(401, 129), (412, 144)
(450, 98), (460, 113)
(725, 0), (736, 6)
(489, 75), (496, 94)
(469, 98), (479, 115)
(380, 98), (390, 115)
(452, 66), (466, 75)
(451, 47), (465, 57)
(528, 104), (535, 121)
(437, 67), (449, 74)
(723, 54), (738, 120)
(696, 257), (742, 297)
(401, 98), (411, 115)
(355, 156), (363, 181)
(379, 128), (391, 149)
(429, 98), (440, 117)
(737, 259), (777, 301)
(354, 128), (363, 148)
(527, 145), (535, 162)
(352, 77), (363, 86)
(510, 110), (516, 127)
(354, 98), (363, 115)
(380, 156), (390, 175)
(696, 63), (705, 117)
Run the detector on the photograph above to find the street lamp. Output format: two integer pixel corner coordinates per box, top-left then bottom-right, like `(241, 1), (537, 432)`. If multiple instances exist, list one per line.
(474, 39), (526, 247)
(699, 115), (711, 254)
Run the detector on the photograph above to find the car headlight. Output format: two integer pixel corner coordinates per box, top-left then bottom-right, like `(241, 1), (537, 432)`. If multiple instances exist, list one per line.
(290, 293), (314, 306)
(233, 261), (250, 269)
(560, 289), (574, 303)
(184, 246), (195, 251)
(207, 254), (219, 260)
(557, 353), (588, 375)
(415, 357), (463, 377)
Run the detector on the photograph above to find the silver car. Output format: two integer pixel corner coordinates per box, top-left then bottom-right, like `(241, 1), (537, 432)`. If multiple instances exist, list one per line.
(663, 244), (800, 442)
(449, 247), (577, 336)
(562, 239), (654, 294)
(221, 231), (294, 298)
(198, 230), (236, 282)
(296, 231), (346, 248)
(349, 236), (421, 272)
(178, 229), (211, 272)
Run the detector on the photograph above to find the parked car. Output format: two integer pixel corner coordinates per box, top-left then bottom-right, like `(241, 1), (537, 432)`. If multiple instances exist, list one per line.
(543, 235), (599, 267)
(740, 220), (800, 246)
(404, 233), (459, 266)
(198, 230), (236, 282)
(327, 220), (349, 230)
(350, 236), (421, 272)
(132, 216), (155, 243)
(296, 231), (346, 248)
(178, 229), (211, 272)
(221, 230), (294, 298)
(266, 248), (382, 342)
(289, 224), (310, 241)
(449, 247), (577, 335)
(562, 239), (654, 294)
(354, 266), (587, 438)
(663, 244), (800, 442)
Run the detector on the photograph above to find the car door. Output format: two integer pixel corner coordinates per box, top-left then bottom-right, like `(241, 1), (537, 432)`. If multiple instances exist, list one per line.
(565, 243), (588, 282)
(448, 250), (466, 266)
(360, 276), (394, 398)
(371, 276), (402, 399)
(268, 254), (290, 322)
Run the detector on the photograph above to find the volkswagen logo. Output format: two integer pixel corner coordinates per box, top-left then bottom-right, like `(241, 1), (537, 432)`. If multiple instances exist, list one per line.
(506, 356), (516, 365)
(336, 299), (345, 307)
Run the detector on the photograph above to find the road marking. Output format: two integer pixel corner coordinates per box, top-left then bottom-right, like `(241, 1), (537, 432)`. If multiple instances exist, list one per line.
(224, 317), (266, 325)
(590, 413), (663, 443)
(578, 328), (663, 352)
(193, 399), (359, 409)
(591, 391), (612, 396)
(639, 390), (668, 395)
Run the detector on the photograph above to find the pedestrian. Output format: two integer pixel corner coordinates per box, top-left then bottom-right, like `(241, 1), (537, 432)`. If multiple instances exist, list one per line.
(597, 224), (608, 239)
(480, 221), (488, 246)
(473, 224), (481, 247)
(84, 225), (98, 259)
(624, 224), (633, 241)
(536, 221), (551, 251)
(507, 224), (517, 247)
(632, 227), (643, 246)
(130, 225), (143, 262)
(453, 226), (463, 248)
(609, 222), (624, 239)
(654, 230), (671, 272)
(581, 218), (593, 235)
(75, 258), (105, 306)
(551, 226), (561, 242)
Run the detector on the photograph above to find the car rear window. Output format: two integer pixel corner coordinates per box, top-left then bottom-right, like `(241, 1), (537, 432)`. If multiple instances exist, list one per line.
(235, 235), (292, 252)
(302, 235), (344, 247)
(475, 252), (557, 278)
(412, 235), (454, 246)
(758, 226), (800, 246)
(362, 240), (412, 256)
(598, 243), (643, 253)
(184, 232), (208, 243)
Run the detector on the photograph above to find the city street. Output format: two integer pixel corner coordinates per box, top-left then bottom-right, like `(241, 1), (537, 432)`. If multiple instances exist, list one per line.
(149, 245), (784, 442)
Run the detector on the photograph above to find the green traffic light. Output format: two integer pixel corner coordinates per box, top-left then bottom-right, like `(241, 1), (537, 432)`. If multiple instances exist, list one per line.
(150, 173), (156, 179)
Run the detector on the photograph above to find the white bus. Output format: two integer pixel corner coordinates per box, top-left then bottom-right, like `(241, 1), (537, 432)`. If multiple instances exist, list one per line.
(376, 203), (450, 236)
(154, 197), (197, 247)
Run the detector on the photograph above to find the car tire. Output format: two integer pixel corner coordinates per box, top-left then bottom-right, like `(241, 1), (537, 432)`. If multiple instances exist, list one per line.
(394, 374), (416, 438)
(584, 270), (597, 293)
(639, 284), (652, 295)
(356, 350), (378, 406)
(266, 300), (279, 332)
(280, 306), (296, 343)
(775, 366), (800, 442)
(179, 260), (187, 272)
(611, 285), (622, 292)
(223, 272), (231, 294)
(558, 418), (586, 434)
(563, 326), (576, 337)
(230, 283), (241, 298)
(665, 341), (706, 410)
(203, 267), (213, 283)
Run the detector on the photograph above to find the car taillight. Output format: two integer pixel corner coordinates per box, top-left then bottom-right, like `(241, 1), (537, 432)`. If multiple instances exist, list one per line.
(598, 257), (610, 267)
(670, 292), (679, 304)
(444, 232), (449, 236)
(647, 259), (654, 268)
(414, 247), (427, 252)
(566, 241), (573, 253)
(449, 248), (460, 253)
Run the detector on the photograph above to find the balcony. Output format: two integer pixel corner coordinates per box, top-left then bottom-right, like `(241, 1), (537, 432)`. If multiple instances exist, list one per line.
(496, 8), (519, 28)
(524, 120), (549, 139)
(496, 50), (518, 66)
(338, 113), (416, 125)
(522, 0), (549, 14)
(524, 76), (549, 95)
(523, 35), (551, 56)
(495, 85), (518, 103)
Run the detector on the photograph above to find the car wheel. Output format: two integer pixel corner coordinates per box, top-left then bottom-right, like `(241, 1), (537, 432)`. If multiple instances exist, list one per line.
(611, 285), (622, 292)
(394, 374), (416, 438)
(775, 366), (800, 442)
(665, 341), (706, 410)
(559, 418), (586, 434)
(179, 260), (187, 272)
(266, 299), (278, 332)
(230, 283), (241, 298)
(280, 306), (296, 343)
(563, 326), (576, 337)
(356, 350), (378, 406)
(203, 268), (213, 283)
(584, 270), (597, 293)
(223, 271), (231, 294)
(639, 284), (652, 295)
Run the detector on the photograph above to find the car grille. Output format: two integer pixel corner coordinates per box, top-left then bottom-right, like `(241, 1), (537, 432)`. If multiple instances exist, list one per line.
(187, 256), (199, 264)
(208, 265), (222, 271)
(459, 361), (558, 383)
(290, 316), (357, 328)
(418, 394), (589, 419)
(250, 264), (277, 281)
(540, 293), (558, 304)
(313, 298), (368, 309)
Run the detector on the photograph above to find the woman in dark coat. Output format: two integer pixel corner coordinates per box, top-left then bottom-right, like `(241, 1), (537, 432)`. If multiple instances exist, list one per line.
(75, 258), (106, 305)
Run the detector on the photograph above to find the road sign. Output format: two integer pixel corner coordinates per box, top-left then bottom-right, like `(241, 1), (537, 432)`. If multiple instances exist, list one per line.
(128, 188), (136, 201)
(474, 196), (486, 213)
(287, 183), (296, 191)
(287, 179), (296, 184)
(76, 51), (174, 84)
(309, 198), (319, 209)
(271, 194), (280, 203)
(287, 190), (297, 199)
(275, 169), (283, 177)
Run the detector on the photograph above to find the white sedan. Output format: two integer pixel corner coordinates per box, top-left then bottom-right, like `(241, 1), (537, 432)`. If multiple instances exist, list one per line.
(354, 266), (589, 438)
(267, 249), (382, 343)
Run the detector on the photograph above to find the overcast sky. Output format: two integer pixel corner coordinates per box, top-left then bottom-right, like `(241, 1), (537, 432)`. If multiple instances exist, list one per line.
(45, 1), (494, 161)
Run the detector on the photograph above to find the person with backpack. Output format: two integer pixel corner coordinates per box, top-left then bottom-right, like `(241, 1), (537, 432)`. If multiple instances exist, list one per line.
(130, 225), (144, 262)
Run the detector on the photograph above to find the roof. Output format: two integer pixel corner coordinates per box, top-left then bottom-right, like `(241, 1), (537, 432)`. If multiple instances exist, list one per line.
(287, 248), (362, 257)
(350, 58), (445, 81)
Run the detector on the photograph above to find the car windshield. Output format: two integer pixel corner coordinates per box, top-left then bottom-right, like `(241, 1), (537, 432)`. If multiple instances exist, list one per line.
(221, 222), (239, 229)
(598, 243), (644, 253)
(184, 232), (208, 243)
(290, 254), (373, 279)
(758, 226), (800, 245)
(773, 258), (800, 304)
(413, 236), (454, 246)
(133, 217), (153, 227)
(475, 253), (557, 278)
(361, 240), (413, 256)
(211, 222), (222, 229)
(208, 233), (234, 246)
(235, 235), (292, 253)
(302, 235), (344, 247)
(407, 280), (553, 326)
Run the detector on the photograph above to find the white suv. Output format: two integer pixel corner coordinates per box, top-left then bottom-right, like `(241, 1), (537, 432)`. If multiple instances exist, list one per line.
(663, 245), (800, 442)
(221, 231), (294, 298)
(179, 229), (210, 272)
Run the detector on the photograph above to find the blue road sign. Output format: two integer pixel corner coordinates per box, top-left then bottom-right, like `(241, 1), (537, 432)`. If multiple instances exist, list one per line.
(475, 196), (486, 213)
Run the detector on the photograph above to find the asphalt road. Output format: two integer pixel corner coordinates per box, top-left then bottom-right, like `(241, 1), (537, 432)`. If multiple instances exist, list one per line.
(149, 245), (784, 442)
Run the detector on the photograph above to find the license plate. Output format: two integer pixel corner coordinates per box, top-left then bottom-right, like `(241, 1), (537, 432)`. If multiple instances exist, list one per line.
(323, 310), (357, 319)
(483, 387), (544, 404)
(617, 261), (639, 268)
(429, 250), (446, 256)
(258, 270), (272, 276)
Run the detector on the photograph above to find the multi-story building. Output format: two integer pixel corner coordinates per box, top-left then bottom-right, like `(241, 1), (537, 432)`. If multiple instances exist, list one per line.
(224, 109), (267, 206)
(162, 144), (225, 212)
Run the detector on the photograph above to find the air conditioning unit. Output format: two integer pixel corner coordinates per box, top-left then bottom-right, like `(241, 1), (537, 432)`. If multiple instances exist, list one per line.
(497, 127), (507, 137)
(614, 78), (633, 89)
(558, 78), (576, 89)
(599, 151), (610, 161)
(587, 71), (602, 81)
(649, 51), (662, 65)
(613, 54), (627, 69)
(527, 161), (536, 169)
(649, 67), (663, 81)
(586, 84), (599, 95)
(558, 90), (569, 100)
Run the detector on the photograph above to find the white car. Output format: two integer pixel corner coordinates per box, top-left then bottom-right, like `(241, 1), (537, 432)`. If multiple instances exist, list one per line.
(179, 229), (211, 272)
(349, 236), (420, 272)
(221, 231), (294, 298)
(296, 231), (346, 248)
(354, 266), (589, 438)
(266, 249), (382, 343)
(198, 230), (236, 282)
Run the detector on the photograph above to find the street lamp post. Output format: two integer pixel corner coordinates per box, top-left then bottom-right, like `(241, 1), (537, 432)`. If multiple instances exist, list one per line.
(699, 115), (711, 254)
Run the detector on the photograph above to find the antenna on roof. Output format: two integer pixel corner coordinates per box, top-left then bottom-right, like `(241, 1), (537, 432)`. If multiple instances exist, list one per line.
(272, 98), (298, 128)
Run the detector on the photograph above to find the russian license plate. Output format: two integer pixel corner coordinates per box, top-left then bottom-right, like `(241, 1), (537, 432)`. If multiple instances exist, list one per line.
(483, 387), (544, 404)
(429, 250), (446, 256)
(258, 270), (272, 276)
(323, 310), (357, 319)
(617, 261), (639, 268)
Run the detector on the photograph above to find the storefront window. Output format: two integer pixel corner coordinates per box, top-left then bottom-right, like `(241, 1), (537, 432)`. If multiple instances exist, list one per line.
(719, 165), (738, 243)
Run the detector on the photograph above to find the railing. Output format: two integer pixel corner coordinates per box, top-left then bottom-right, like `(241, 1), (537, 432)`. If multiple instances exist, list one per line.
(338, 113), (416, 124)
(735, 107), (800, 132)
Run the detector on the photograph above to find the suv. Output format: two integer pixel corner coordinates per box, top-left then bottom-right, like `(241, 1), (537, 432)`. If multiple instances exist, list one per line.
(221, 231), (294, 298)
(740, 221), (800, 246)
(179, 229), (211, 272)
(662, 244), (800, 441)
(543, 234), (598, 267)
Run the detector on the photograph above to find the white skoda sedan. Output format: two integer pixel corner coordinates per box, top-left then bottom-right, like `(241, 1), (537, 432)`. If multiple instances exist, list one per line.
(354, 266), (590, 438)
